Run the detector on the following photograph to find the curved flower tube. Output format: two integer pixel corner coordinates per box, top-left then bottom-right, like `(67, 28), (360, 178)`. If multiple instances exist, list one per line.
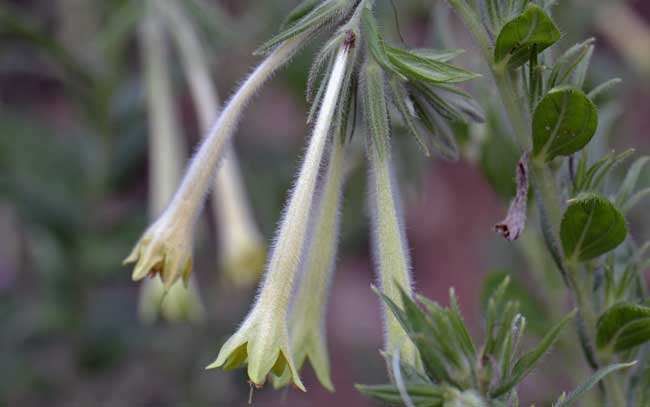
(207, 39), (355, 391)
(124, 28), (307, 290)
(135, 11), (204, 321)
(161, 0), (266, 288)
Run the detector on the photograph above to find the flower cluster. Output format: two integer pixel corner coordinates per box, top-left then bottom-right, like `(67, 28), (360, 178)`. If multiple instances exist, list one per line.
(125, 0), (483, 391)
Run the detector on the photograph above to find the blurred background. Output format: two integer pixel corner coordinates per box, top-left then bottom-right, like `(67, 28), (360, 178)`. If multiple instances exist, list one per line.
(1, 0), (649, 406)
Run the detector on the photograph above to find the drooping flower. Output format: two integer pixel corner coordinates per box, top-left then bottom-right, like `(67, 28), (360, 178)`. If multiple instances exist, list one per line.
(131, 11), (206, 323)
(160, 0), (266, 288)
(273, 135), (347, 392)
(365, 61), (420, 366)
(125, 25), (308, 290)
(207, 38), (355, 391)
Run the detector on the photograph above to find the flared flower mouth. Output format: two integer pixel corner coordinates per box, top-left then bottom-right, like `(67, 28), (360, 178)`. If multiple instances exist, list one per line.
(206, 311), (306, 391)
(124, 216), (193, 290)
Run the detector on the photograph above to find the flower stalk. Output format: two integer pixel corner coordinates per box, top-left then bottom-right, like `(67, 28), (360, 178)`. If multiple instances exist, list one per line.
(207, 38), (355, 390)
(125, 27), (307, 290)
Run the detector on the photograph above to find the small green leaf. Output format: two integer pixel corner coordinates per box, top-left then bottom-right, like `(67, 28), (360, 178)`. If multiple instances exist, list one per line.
(494, 4), (561, 68)
(388, 78), (430, 156)
(280, 0), (321, 29)
(387, 46), (481, 84)
(411, 48), (465, 62)
(254, 0), (344, 55)
(588, 78), (622, 104)
(532, 86), (598, 162)
(491, 309), (576, 398)
(378, 289), (452, 384)
(597, 302), (650, 352)
(615, 156), (649, 208)
(560, 193), (627, 262)
(553, 361), (637, 407)
(362, 62), (390, 160)
(355, 383), (448, 406)
(361, 7), (401, 76)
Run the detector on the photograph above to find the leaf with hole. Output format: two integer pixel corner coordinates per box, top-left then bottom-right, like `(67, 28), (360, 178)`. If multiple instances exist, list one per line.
(494, 4), (561, 69)
(560, 193), (627, 262)
(532, 86), (598, 162)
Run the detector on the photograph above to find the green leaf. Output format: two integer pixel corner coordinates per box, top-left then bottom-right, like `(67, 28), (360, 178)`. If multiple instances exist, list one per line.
(481, 271), (547, 335)
(615, 156), (649, 208)
(560, 193), (627, 262)
(532, 86), (598, 162)
(387, 46), (481, 84)
(494, 4), (561, 69)
(491, 309), (576, 398)
(597, 302), (650, 352)
(553, 362), (637, 407)
(378, 289), (452, 384)
(362, 62), (390, 160)
(410, 48), (465, 62)
(361, 7), (401, 77)
(280, 0), (321, 29)
(355, 383), (448, 406)
(588, 78), (622, 104)
(388, 78), (430, 156)
(254, 0), (344, 55)
(410, 95), (459, 161)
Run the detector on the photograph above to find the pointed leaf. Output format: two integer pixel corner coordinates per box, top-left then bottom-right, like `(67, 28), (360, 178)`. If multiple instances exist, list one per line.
(553, 362), (636, 407)
(254, 0), (343, 54)
(387, 46), (481, 84)
(491, 309), (576, 398)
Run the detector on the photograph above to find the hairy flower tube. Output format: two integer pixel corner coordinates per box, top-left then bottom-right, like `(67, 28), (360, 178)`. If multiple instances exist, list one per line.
(135, 11), (204, 320)
(161, 0), (266, 288)
(273, 136), (347, 392)
(207, 39), (355, 390)
(367, 119), (420, 367)
(124, 29), (307, 290)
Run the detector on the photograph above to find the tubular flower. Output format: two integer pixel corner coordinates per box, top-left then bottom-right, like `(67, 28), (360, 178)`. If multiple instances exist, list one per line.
(160, 0), (266, 288)
(274, 136), (347, 392)
(207, 39), (355, 391)
(124, 29), (307, 290)
(131, 12), (206, 323)
(367, 123), (420, 367)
